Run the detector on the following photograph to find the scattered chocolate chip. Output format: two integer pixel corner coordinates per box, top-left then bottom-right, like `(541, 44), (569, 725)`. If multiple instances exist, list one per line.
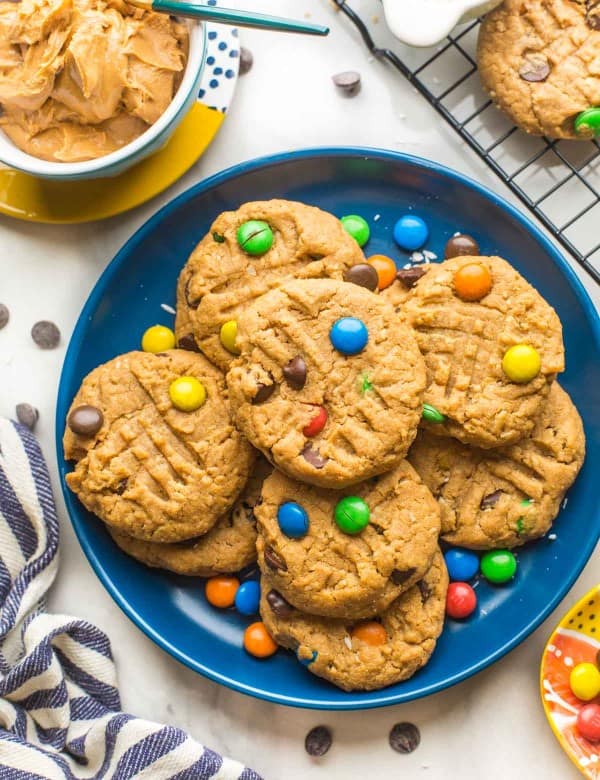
(253, 382), (275, 404)
(301, 444), (329, 469)
(116, 479), (128, 495)
(519, 55), (551, 82)
(31, 320), (60, 349)
(283, 356), (307, 390)
(266, 589), (294, 618)
(16, 403), (39, 431)
(264, 545), (287, 572)
(0, 303), (9, 330)
(444, 234), (480, 259)
(343, 263), (379, 291)
(480, 489), (504, 510)
(396, 267), (427, 288)
(332, 70), (361, 96)
(389, 722), (420, 754)
(239, 46), (254, 76)
(417, 579), (432, 603)
(177, 334), (200, 352)
(212, 231), (225, 243)
(305, 726), (332, 757)
(391, 567), (417, 586)
(67, 405), (104, 436)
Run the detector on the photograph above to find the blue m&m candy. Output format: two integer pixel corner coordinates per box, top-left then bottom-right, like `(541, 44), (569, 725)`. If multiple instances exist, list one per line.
(234, 580), (261, 616)
(444, 548), (479, 581)
(393, 215), (429, 251)
(277, 501), (309, 538)
(330, 317), (368, 355)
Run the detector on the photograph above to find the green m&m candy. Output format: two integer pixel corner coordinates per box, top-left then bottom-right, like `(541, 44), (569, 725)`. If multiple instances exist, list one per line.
(237, 220), (274, 255)
(480, 549), (517, 584)
(341, 215), (370, 247)
(422, 403), (446, 424)
(574, 108), (600, 138)
(334, 496), (370, 534)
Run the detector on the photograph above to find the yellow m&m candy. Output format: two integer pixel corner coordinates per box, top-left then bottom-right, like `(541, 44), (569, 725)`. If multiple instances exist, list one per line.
(502, 344), (541, 383)
(570, 662), (600, 701)
(220, 320), (240, 355)
(169, 376), (206, 412)
(141, 325), (176, 353)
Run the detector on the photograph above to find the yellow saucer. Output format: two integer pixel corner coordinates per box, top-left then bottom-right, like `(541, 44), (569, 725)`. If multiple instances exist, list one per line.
(0, 102), (223, 225)
(540, 585), (600, 779)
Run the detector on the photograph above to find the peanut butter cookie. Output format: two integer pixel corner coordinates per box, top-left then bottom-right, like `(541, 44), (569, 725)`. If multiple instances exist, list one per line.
(255, 464), (440, 619)
(402, 255), (564, 448)
(409, 383), (585, 549)
(109, 458), (271, 576)
(260, 550), (448, 692)
(175, 200), (366, 370)
(63, 350), (255, 543)
(226, 278), (427, 488)
(478, 0), (600, 139)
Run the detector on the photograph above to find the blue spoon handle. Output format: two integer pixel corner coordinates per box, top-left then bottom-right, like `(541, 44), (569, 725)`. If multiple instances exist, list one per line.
(151, 1), (329, 35)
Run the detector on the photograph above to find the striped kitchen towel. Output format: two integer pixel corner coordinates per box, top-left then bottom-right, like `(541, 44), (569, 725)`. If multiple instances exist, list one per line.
(0, 419), (261, 780)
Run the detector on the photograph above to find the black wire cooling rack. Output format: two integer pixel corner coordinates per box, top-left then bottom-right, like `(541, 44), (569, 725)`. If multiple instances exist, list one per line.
(332, 0), (600, 285)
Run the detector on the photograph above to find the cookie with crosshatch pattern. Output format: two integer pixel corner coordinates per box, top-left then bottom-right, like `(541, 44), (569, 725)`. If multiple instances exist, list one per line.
(401, 255), (564, 448)
(260, 550), (448, 692)
(478, 0), (600, 139)
(409, 383), (584, 549)
(226, 278), (427, 488)
(255, 463), (440, 619)
(63, 350), (255, 543)
(175, 199), (366, 370)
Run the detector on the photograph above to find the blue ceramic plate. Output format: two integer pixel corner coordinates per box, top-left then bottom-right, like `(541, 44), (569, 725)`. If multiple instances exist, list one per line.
(57, 148), (600, 710)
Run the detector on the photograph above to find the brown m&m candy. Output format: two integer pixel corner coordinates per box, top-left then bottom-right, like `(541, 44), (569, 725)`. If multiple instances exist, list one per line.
(68, 405), (104, 436)
(343, 263), (379, 291)
(444, 234), (480, 259)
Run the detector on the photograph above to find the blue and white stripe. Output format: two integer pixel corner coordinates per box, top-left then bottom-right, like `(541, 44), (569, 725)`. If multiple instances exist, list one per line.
(0, 420), (261, 780)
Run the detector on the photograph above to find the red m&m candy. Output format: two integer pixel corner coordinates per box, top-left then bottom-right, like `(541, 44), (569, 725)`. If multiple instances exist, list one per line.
(303, 406), (328, 437)
(446, 582), (477, 619)
(577, 703), (600, 742)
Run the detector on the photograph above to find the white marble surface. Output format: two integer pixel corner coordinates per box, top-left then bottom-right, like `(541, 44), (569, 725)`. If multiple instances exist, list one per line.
(0, 1), (598, 777)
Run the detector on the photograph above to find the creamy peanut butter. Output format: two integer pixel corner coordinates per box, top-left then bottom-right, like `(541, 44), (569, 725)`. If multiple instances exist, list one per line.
(0, 0), (188, 162)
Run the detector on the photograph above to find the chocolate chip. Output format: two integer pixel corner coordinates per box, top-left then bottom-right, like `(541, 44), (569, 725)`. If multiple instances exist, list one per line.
(16, 403), (39, 431)
(480, 489), (504, 510)
(305, 726), (332, 757)
(391, 567), (417, 586)
(31, 320), (60, 349)
(239, 46), (254, 76)
(264, 545), (287, 572)
(177, 334), (200, 352)
(212, 231), (225, 243)
(266, 589), (294, 618)
(283, 356), (307, 390)
(586, 0), (600, 28)
(184, 278), (199, 309)
(519, 55), (551, 83)
(343, 263), (379, 291)
(444, 234), (480, 259)
(417, 579), (432, 603)
(332, 70), (361, 96)
(389, 722), (420, 754)
(252, 382), (275, 404)
(116, 479), (128, 495)
(0, 304), (9, 330)
(396, 267), (427, 288)
(67, 405), (104, 436)
(301, 444), (329, 469)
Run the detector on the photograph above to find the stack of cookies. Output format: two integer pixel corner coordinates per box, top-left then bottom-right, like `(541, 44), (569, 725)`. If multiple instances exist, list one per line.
(63, 199), (585, 693)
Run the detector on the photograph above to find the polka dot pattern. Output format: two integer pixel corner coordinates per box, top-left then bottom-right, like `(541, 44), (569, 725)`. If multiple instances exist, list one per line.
(196, 2), (240, 115)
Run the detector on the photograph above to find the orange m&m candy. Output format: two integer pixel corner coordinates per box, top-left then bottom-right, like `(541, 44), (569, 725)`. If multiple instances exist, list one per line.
(205, 575), (239, 608)
(453, 263), (492, 301)
(351, 621), (387, 646)
(367, 255), (397, 290)
(244, 621), (278, 658)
